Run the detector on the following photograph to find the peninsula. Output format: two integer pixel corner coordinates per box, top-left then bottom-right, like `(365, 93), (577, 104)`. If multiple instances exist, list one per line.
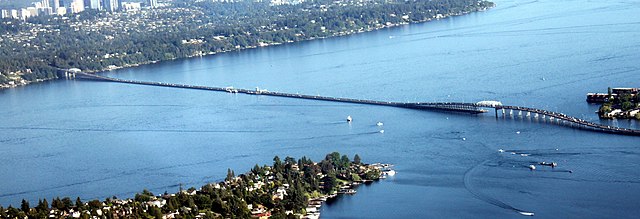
(0, 0), (495, 88)
(0, 152), (394, 218)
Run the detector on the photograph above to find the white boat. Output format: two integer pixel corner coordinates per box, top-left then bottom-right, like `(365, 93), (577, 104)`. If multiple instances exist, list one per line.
(347, 115), (352, 122)
(379, 130), (385, 133)
(376, 122), (384, 126)
(519, 211), (535, 216)
(529, 165), (536, 170)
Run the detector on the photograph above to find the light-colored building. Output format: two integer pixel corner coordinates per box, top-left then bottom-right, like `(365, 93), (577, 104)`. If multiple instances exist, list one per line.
(19, 8), (31, 20)
(102, 0), (119, 12)
(122, 2), (141, 11)
(38, 7), (54, 16)
(11, 9), (18, 19)
(41, 0), (50, 8)
(56, 7), (67, 16)
(1, 10), (8, 19)
(89, 0), (101, 10)
(71, 0), (85, 13)
(53, 0), (61, 10)
(148, 0), (157, 8)
(27, 7), (38, 17)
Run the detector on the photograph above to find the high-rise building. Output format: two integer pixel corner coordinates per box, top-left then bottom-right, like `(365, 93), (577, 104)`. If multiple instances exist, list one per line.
(19, 8), (31, 20)
(1, 10), (9, 19)
(11, 9), (18, 19)
(102, 0), (119, 12)
(41, 0), (50, 8)
(86, 0), (101, 10)
(148, 0), (158, 8)
(53, 0), (60, 10)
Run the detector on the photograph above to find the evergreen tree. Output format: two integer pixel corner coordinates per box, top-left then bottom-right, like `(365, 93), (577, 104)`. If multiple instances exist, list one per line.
(226, 168), (235, 182)
(354, 154), (361, 164)
(20, 199), (29, 213)
(76, 197), (83, 209)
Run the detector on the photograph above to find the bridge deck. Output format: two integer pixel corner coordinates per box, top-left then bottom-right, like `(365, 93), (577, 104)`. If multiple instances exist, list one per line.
(74, 72), (640, 136)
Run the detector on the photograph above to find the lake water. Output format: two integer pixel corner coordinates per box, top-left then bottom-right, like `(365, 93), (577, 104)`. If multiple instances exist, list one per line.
(2, 0), (640, 217)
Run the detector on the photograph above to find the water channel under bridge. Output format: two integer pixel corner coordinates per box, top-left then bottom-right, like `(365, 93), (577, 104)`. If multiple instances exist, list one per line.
(74, 72), (640, 136)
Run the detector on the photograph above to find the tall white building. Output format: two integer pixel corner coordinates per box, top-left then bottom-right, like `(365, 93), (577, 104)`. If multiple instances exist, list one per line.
(89, 0), (101, 10)
(1, 10), (9, 19)
(41, 0), (50, 9)
(148, 0), (158, 8)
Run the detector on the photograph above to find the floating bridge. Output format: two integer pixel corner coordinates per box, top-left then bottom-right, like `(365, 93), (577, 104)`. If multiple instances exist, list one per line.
(74, 72), (640, 136)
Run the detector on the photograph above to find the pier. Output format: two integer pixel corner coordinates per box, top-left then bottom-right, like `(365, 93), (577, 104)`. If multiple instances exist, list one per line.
(74, 72), (640, 136)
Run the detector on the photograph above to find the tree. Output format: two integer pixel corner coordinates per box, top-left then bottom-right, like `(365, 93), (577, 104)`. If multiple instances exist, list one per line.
(284, 156), (296, 165)
(273, 156), (283, 173)
(51, 197), (65, 210)
(622, 101), (633, 111)
(599, 103), (612, 117)
(321, 173), (337, 194)
(39, 199), (49, 212)
(20, 199), (29, 213)
(76, 197), (83, 209)
(62, 197), (73, 210)
(88, 200), (102, 209)
(353, 154), (361, 164)
(226, 168), (235, 182)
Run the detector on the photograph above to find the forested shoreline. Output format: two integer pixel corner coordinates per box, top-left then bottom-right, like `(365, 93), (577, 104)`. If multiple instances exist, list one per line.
(0, 0), (494, 88)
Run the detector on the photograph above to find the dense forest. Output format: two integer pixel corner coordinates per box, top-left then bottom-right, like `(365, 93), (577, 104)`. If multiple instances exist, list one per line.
(0, 0), (494, 87)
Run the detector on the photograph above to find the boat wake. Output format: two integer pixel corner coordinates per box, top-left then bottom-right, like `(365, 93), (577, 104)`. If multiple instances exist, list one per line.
(463, 159), (534, 216)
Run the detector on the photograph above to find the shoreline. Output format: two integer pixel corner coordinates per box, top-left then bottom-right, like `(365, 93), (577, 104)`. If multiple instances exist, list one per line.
(0, 153), (395, 218)
(0, 6), (494, 90)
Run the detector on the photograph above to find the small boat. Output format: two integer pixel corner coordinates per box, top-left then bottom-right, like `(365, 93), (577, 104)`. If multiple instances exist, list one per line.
(519, 211), (535, 216)
(376, 122), (384, 126)
(379, 130), (385, 134)
(528, 165), (536, 170)
(462, 137), (466, 141)
(516, 131), (521, 134)
(539, 162), (557, 168)
(347, 115), (352, 122)
(498, 149), (505, 153)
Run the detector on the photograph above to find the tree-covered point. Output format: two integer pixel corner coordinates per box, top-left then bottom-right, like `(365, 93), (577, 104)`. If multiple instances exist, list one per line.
(0, 0), (494, 88)
(597, 87), (640, 119)
(0, 152), (387, 218)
